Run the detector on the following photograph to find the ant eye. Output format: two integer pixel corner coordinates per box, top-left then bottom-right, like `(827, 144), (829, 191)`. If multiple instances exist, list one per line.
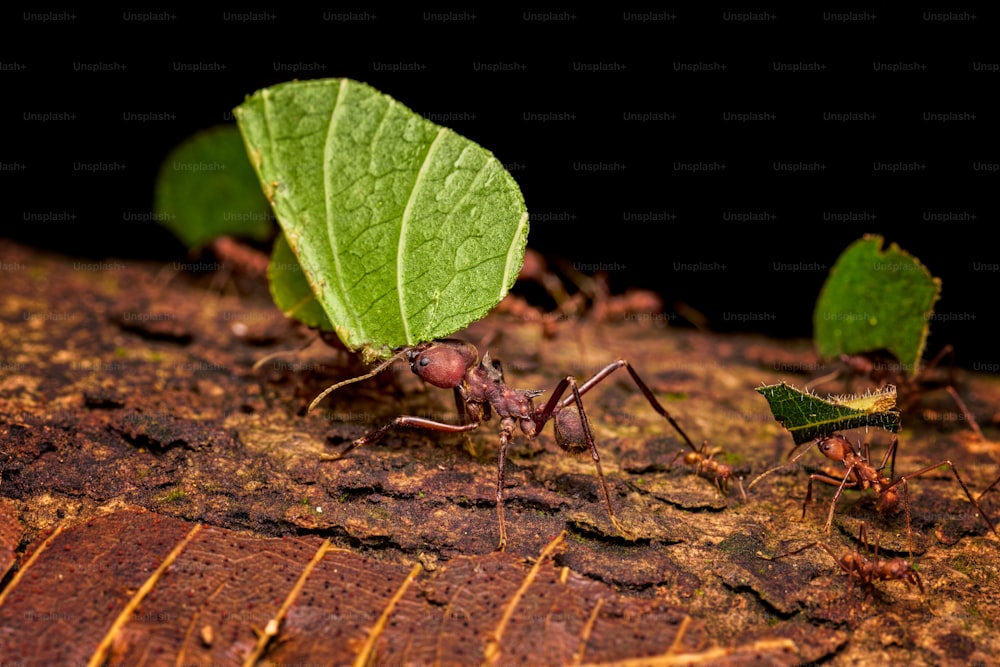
(419, 356), (430, 367)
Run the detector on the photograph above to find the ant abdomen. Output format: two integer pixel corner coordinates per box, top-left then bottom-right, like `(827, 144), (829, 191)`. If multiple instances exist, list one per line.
(554, 409), (588, 454)
(406, 339), (477, 389)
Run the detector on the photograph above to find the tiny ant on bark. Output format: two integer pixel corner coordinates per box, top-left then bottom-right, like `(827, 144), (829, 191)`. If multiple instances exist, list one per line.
(668, 441), (747, 501)
(750, 433), (998, 556)
(761, 521), (924, 607)
(309, 338), (702, 550)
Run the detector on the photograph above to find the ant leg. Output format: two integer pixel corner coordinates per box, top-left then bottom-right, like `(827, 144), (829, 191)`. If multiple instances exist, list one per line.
(801, 477), (815, 520)
(803, 471), (856, 530)
(945, 386), (984, 439)
(822, 468), (859, 533)
(532, 375), (572, 430)
(758, 540), (823, 561)
(496, 429), (511, 551)
(532, 376), (628, 538)
(549, 360), (699, 451)
(873, 435), (899, 481)
(734, 476), (748, 503)
(805, 368), (842, 391)
(923, 345), (983, 438)
(453, 387), (478, 457)
(977, 475), (1000, 504)
(897, 478), (915, 561)
(883, 460), (999, 538)
(322, 416), (480, 461)
(665, 449), (688, 473)
(564, 377), (626, 537)
(453, 386), (467, 423)
(924, 344), (954, 371)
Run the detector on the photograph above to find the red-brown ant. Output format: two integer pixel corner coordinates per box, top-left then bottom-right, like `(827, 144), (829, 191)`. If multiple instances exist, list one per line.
(309, 338), (703, 550)
(762, 521), (924, 606)
(494, 250), (666, 337)
(751, 433), (998, 555)
(668, 441), (747, 501)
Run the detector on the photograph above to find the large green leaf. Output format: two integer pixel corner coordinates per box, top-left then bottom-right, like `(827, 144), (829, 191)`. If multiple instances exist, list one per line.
(813, 234), (940, 376)
(154, 125), (273, 249)
(234, 78), (529, 357)
(756, 382), (901, 445)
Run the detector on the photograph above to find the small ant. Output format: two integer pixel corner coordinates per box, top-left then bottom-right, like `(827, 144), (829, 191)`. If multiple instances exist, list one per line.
(751, 433), (998, 555)
(762, 521), (924, 606)
(668, 441), (747, 501)
(309, 338), (702, 550)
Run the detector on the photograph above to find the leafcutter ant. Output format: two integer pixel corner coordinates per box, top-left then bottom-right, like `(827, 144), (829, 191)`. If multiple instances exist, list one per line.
(811, 346), (983, 438)
(494, 249), (666, 337)
(309, 338), (703, 550)
(761, 521), (924, 606)
(750, 433), (998, 556)
(668, 441), (747, 501)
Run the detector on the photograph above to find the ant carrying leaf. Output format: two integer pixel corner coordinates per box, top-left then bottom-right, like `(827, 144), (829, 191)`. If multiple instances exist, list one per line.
(760, 521), (924, 608)
(309, 338), (706, 550)
(751, 432), (998, 558)
(812, 235), (982, 438)
(811, 346), (984, 439)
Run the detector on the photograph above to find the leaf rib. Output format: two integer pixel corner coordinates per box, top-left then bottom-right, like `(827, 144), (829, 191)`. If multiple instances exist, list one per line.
(484, 531), (566, 664)
(398, 125), (449, 345)
(244, 539), (333, 665)
(89, 524), (204, 667)
(503, 212), (530, 301)
(355, 561), (423, 667)
(323, 79), (361, 343)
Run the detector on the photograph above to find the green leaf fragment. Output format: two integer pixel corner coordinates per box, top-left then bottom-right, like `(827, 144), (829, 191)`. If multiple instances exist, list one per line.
(813, 234), (940, 377)
(756, 382), (901, 445)
(154, 125), (273, 249)
(234, 78), (529, 357)
(268, 232), (333, 331)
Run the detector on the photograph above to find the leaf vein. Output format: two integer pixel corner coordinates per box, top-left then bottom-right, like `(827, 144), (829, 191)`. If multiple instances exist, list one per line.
(398, 126), (449, 345)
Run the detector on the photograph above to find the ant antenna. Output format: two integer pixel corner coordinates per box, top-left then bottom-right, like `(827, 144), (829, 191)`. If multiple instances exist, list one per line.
(252, 334), (328, 373)
(804, 368), (840, 392)
(307, 348), (409, 413)
(747, 439), (819, 491)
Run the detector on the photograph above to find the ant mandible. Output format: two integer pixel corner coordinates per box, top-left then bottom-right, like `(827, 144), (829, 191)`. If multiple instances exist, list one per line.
(762, 521), (924, 607)
(309, 338), (703, 550)
(800, 434), (998, 554)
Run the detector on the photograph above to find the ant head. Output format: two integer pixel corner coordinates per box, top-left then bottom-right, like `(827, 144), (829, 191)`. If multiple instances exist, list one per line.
(816, 434), (853, 462)
(406, 339), (478, 389)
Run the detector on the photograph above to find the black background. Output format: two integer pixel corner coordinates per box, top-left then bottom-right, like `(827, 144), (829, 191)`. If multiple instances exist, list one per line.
(3, 8), (998, 369)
